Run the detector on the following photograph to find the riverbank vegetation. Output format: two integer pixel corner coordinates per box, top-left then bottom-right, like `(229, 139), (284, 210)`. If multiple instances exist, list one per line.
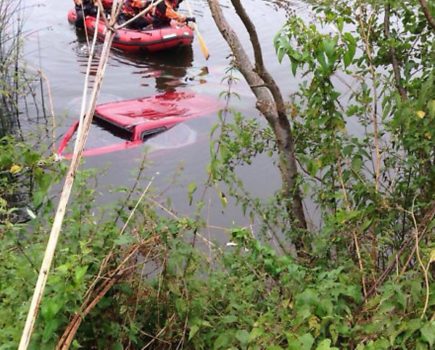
(0, 0), (23, 136)
(1, 0), (434, 349)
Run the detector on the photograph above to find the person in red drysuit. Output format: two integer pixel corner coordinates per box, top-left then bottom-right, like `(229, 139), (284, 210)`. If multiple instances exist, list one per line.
(120, 0), (195, 29)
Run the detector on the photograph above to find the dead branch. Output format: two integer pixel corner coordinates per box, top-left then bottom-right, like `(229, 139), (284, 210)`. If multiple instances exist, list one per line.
(56, 236), (161, 350)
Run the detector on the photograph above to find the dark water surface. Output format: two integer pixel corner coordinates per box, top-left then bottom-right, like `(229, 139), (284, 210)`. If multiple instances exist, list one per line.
(23, 0), (310, 239)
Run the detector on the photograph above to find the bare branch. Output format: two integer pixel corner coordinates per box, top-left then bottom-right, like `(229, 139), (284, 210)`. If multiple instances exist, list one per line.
(383, 4), (408, 100)
(418, 0), (435, 31)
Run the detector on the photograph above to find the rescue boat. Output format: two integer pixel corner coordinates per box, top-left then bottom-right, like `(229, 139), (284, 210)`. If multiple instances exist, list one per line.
(67, 9), (194, 53)
(57, 91), (220, 159)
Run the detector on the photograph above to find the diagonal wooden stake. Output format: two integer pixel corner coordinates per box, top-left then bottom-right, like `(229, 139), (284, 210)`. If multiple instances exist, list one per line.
(18, 1), (123, 348)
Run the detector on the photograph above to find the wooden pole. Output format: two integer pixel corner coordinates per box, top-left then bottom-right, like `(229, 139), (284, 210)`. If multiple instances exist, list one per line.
(18, 1), (122, 348)
(185, 0), (210, 60)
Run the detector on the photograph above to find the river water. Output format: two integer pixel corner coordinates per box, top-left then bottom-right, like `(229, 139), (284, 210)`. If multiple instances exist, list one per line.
(23, 0), (311, 239)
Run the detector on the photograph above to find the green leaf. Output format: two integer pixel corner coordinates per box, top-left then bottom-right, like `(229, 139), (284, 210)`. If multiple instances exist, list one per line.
(343, 33), (356, 68)
(42, 318), (59, 343)
(222, 315), (238, 324)
(213, 333), (231, 350)
(323, 38), (336, 59)
(235, 329), (250, 345)
(300, 333), (315, 350)
(188, 325), (199, 341)
(316, 339), (339, 350)
(291, 60), (298, 76)
(112, 343), (123, 350)
(420, 322), (435, 347)
(249, 327), (264, 341)
(74, 265), (88, 284)
(316, 51), (329, 72)
(351, 155), (363, 172)
(277, 47), (285, 63)
(56, 264), (70, 274)
(114, 235), (134, 246)
(187, 182), (197, 206)
(337, 18), (344, 32)
(41, 299), (63, 320)
(287, 336), (302, 350)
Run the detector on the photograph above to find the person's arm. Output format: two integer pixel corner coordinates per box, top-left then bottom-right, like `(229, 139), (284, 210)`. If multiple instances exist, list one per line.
(162, 0), (186, 22)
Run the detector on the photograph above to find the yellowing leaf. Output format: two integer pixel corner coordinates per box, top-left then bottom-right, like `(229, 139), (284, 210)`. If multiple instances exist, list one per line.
(10, 164), (22, 174)
(428, 100), (435, 117)
(219, 191), (228, 207)
(429, 249), (435, 264)
(416, 110), (426, 119)
(308, 316), (320, 331)
(290, 104), (298, 119)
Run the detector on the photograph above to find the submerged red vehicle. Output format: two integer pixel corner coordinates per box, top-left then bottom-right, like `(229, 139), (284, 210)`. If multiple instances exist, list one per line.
(67, 9), (194, 53)
(57, 91), (220, 159)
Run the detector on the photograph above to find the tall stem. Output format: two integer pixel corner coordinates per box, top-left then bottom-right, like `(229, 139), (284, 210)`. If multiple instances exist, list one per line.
(18, 3), (119, 348)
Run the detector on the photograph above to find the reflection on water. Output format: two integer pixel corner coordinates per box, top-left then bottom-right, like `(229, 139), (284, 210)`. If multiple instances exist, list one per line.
(72, 26), (195, 91)
(111, 46), (194, 92)
(146, 123), (197, 151)
(24, 0), (305, 229)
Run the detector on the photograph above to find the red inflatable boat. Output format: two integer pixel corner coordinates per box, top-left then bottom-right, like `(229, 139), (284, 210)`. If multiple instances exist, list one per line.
(67, 9), (194, 53)
(57, 91), (220, 158)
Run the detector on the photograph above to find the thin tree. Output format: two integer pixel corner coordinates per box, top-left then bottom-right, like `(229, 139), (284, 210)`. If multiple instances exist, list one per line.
(207, 0), (307, 249)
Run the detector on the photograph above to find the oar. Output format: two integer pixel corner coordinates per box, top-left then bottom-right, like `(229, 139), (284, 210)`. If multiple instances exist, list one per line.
(184, 0), (210, 60)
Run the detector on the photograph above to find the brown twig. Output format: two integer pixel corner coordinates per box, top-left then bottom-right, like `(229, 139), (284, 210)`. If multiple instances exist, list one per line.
(56, 236), (161, 350)
(37, 70), (56, 154)
(139, 314), (175, 349)
(337, 157), (367, 298)
(358, 8), (382, 192)
(418, 0), (435, 31)
(366, 202), (435, 299)
(408, 199), (431, 319)
(383, 4), (408, 100)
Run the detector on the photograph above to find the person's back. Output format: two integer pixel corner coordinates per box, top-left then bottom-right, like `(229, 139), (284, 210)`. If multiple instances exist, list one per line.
(119, 0), (153, 29)
(152, 0), (181, 27)
(73, 0), (97, 27)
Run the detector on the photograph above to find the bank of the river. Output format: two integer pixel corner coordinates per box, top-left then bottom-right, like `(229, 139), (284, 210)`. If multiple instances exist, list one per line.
(2, 0), (433, 349)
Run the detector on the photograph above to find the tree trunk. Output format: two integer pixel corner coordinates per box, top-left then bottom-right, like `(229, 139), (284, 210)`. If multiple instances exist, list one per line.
(207, 0), (307, 242)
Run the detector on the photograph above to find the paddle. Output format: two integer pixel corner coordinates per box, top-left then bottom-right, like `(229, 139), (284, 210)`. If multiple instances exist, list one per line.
(184, 0), (210, 60)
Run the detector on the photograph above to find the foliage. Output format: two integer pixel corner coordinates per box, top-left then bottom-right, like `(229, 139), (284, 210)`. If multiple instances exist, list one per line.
(0, 136), (60, 224)
(205, 0), (435, 347)
(1, 0), (434, 349)
(0, 153), (123, 348)
(0, 0), (31, 137)
(272, 0), (435, 263)
(1, 179), (433, 349)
